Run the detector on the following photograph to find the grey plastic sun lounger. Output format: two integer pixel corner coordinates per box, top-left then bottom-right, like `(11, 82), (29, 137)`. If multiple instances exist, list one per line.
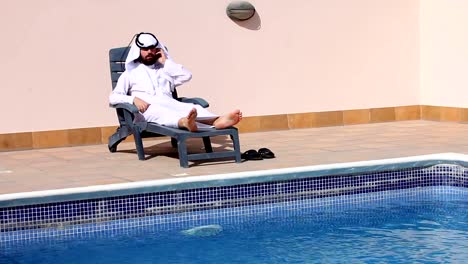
(107, 47), (241, 168)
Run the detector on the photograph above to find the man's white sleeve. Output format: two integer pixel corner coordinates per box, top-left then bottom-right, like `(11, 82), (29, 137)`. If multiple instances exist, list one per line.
(109, 71), (135, 105)
(162, 59), (192, 87)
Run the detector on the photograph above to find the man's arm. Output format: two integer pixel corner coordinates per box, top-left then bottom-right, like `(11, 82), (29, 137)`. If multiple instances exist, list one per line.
(109, 71), (134, 105)
(109, 71), (150, 113)
(157, 49), (192, 86)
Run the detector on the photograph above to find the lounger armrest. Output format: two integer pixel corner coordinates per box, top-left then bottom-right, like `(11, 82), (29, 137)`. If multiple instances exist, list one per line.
(110, 103), (139, 113)
(179, 97), (210, 108)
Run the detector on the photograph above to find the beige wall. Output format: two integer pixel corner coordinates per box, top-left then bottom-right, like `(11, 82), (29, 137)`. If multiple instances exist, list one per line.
(420, 0), (468, 108)
(0, 0), (420, 134)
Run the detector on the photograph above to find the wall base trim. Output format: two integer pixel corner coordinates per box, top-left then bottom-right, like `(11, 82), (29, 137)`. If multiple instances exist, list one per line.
(1, 105), (467, 151)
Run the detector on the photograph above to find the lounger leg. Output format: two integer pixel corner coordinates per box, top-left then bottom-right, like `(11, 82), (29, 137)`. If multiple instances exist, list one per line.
(133, 127), (145, 160)
(108, 126), (132, 152)
(177, 138), (189, 168)
(108, 133), (124, 153)
(202, 137), (213, 153)
(171, 137), (177, 148)
(230, 131), (242, 163)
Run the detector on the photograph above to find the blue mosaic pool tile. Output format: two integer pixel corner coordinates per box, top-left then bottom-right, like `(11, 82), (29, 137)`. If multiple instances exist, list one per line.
(1, 164), (467, 242)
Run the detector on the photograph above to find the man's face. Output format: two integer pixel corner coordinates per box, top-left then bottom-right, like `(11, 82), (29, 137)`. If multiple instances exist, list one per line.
(139, 46), (161, 65)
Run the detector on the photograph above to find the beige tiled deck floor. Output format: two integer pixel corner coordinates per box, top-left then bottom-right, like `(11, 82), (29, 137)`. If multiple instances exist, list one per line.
(1, 120), (467, 195)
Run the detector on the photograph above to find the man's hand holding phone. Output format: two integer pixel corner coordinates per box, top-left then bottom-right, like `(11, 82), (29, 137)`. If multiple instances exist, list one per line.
(156, 48), (167, 65)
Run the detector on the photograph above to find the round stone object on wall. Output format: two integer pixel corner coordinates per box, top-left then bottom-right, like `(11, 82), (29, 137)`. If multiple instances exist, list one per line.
(226, 1), (256, 21)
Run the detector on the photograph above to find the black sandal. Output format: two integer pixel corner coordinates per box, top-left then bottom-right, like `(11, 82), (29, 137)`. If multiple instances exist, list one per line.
(241, 149), (263, 160)
(258, 148), (275, 159)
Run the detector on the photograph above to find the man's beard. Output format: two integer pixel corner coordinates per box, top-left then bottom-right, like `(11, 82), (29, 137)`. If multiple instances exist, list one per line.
(140, 56), (157, 65)
(140, 54), (159, 65)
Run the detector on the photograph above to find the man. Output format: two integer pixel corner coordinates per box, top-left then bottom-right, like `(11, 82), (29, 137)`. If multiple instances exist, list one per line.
(109, 32), (242, 132)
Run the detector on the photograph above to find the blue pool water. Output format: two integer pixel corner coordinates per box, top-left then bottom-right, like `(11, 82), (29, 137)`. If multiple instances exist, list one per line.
(1, 191), (467, 264)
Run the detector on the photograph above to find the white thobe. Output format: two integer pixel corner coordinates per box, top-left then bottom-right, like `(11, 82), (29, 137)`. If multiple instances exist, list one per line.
(109, 59), (218, 128)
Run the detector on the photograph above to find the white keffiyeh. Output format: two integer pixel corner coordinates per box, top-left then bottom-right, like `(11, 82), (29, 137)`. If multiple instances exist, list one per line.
(125, 33), (175, 95)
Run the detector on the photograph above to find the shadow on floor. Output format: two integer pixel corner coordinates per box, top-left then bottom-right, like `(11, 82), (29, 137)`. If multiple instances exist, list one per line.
(117, 135), (238, 166)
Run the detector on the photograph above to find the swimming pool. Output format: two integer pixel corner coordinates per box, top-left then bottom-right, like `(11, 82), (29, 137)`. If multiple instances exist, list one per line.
(1, 188), (467, 263)
(1, 153), (467, 263)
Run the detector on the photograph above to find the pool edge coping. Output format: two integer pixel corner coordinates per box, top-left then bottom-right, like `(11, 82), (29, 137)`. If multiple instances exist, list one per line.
(1, 152), (467, 208)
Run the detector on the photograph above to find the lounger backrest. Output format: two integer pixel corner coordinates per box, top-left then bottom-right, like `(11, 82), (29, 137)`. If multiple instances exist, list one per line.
(109, 47), (130, 90)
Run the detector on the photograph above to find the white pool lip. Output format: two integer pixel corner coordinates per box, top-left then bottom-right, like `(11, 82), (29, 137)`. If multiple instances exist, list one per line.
(1, 153), (467, 207)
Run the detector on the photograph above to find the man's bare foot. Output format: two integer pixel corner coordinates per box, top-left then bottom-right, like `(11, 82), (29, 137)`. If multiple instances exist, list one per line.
(213, 109), (243, 129)
(178, 108), (198, 132)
